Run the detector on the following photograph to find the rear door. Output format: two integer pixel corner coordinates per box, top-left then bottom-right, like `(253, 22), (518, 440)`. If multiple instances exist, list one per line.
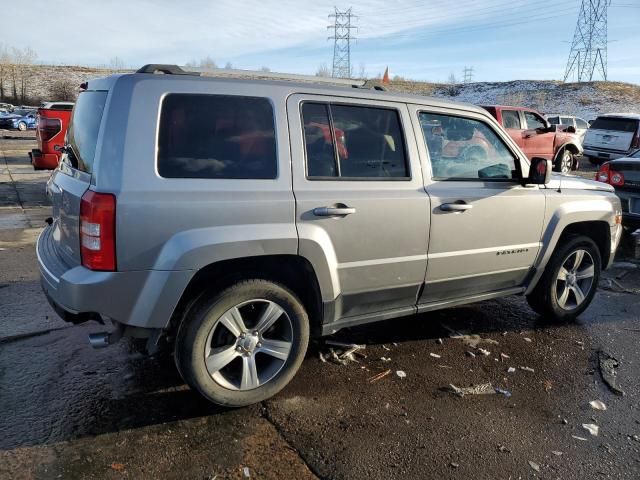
(499, 109), (526, 152)
(521, 110), (555, 160)
(48, 90), (108, 266)
(410, 106), (545, 304)
(288, 94), (430, 321)
(585, 117), (639, 152)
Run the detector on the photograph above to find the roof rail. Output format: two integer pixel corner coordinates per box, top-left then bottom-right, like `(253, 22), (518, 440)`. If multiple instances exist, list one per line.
(135, 64), (367, 88)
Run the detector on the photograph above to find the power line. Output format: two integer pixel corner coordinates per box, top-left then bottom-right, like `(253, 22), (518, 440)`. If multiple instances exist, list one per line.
(463, 66), (474, 84)
(328, 7), (356, 78)
(564, 0), (611, 82)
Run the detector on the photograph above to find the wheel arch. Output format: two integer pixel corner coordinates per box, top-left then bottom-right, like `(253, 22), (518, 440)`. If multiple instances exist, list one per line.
(169, 255), (325, 338)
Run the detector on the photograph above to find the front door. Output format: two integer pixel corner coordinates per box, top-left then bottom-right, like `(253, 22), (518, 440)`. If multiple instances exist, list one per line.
(287, 94), (430, 321)
(522, 110), (555, 160)
(410, 106), (546, 304)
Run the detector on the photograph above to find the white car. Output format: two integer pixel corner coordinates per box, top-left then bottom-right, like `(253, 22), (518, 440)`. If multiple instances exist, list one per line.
(546, 114), (590, 143)
(583, 113), (640, 164)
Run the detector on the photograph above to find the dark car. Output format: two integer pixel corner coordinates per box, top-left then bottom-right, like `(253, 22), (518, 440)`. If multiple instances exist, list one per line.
(595, 149), (640, 230)
(0, 108), (37, 130)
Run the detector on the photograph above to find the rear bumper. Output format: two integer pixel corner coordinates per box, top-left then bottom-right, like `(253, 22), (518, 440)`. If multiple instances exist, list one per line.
(583, 147), (629, 161)
(615, 189), (640, 229)
(37, 226), (193, 329)
(30, 149), (59, 170)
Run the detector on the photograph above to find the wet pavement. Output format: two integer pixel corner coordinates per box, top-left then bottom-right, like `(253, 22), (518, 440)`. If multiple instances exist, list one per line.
(1, 135), (640, 479)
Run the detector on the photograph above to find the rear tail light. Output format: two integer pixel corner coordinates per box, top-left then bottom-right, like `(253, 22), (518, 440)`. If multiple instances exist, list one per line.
(595, 162), (624, 187)
(38, 117), (62, 142)
(80, 191), (116, 271)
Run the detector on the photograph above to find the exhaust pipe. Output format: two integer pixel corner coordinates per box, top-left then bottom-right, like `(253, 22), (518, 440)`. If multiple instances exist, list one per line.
(89, 332), (111, 348)
(88, 324), (123, 349)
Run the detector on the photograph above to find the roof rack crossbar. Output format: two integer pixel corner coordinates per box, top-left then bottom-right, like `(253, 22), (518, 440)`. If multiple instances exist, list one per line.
(135, 64), (367, 87)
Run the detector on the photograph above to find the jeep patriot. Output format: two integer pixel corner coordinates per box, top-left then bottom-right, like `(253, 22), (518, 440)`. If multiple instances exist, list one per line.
(37, 65), (622, 406)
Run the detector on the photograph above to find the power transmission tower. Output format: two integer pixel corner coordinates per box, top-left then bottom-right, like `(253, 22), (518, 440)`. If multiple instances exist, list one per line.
(463, 66), (474, 84)
(563, 0), (611, 82)
(328, 8), (356, 78)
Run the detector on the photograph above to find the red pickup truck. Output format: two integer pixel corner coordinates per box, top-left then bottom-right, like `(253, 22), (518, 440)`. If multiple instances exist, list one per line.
(29, 102), (74, 170)
(481, 105), (582, 173)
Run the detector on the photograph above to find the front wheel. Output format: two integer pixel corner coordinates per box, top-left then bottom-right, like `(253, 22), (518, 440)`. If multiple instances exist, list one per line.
(527, 235), (601, 321)
(17, 122), (27, 131)
(555, 150), (573, 173)
(175, 279), (309, 407)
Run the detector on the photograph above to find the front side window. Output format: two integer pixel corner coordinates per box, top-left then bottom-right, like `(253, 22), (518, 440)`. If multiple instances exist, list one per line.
(501, 110), (521, 129)
(419, 112), (517, 180)
(524, 111), (546, 130)
(158, 94), (277, 179)
(302, 102), (409, 179)
(547, 116), (560, 125)
(560, 116), (573, 125)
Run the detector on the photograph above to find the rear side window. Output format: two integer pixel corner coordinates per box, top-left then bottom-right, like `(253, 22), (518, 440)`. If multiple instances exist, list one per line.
(158, 94), (277, 179)
(68, 91), (108, 174)
(576, 118), (588, 129)
(560, 116), (573, 125)
(591, 117), (639, 133)
(501, 110), (521, 129)
(547, 116), (560, 125)
(301, 102), (409, 179)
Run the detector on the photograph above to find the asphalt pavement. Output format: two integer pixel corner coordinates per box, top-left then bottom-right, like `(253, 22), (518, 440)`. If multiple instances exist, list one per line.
(1, 133), (639, 479)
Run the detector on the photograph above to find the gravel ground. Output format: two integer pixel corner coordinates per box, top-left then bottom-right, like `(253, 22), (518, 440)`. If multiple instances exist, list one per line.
(1, 134), (639, 479)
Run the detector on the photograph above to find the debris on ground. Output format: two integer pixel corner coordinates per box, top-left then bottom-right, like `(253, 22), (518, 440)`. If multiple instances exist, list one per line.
(380, 356), (391, 362)
(590, 400), (607, 411)
(243, 466), (251, 478)
(320, 342), (366, 365)
(528, 461), (540, 472)
(520, 366), (535, 373)
(477, 348), (491, 356)
(438, 365), (453, 369)
(598, 351), (625, 396)
(110, 463), (126, 471)
(572, 435), (588, 441)
(551, 451), (563, 456)
(449, 462), (459, 469)
(368, 369), (391, 383)
(396, 370), (407, 379)
(507, 367), (516, 373)
(382, 345), (391, 351)
(500, 353), (510, 360)
(523, 337), (532, 343)
(430, 353), (441, 359)
(498, 445), (511, 453)
(495, 387), (512, 397)
(465, 351), (476, 358)
(436, 338), (443, 345)
(543, 380), (553, 392)
(582, 423), (599, 436)
(444, 383), (496, 397)
(450, 333), (499, 348)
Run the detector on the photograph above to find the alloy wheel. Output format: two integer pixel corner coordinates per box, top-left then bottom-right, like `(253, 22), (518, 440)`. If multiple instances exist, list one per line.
(560, 151), (572, 173)
(203, 299), (293, 391)
(554, 249), (595, 310)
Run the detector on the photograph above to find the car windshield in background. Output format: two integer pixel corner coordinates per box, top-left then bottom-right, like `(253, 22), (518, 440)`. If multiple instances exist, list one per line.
(591, 117), (639, 132)
(67, 91), (107, 174)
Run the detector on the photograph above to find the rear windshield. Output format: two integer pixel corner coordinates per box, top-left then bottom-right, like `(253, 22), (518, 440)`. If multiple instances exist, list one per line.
(590, 117), (639, 133)
(67, 91), (108, 173)
(157, 93), (277, 179)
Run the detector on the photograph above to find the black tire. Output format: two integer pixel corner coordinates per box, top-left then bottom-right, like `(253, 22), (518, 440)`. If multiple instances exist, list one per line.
(526, 235), (601, 321)
(175, 279), (309, 407)
(554, 150), (573, 173)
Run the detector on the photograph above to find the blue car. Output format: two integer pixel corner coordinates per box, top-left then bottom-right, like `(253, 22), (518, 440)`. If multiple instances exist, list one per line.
(0, 109), (37, 130)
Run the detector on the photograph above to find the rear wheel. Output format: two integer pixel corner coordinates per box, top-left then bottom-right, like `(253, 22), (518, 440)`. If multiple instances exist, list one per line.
(17, 121), (27, 131)
(175, 279), (309, 406)
(527, 235), (601, 321)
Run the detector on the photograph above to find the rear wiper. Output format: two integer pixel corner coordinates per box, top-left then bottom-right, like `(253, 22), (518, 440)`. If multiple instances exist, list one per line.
(56, 144), (79, 169)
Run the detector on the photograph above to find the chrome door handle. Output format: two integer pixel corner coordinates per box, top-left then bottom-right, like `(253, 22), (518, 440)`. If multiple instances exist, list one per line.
(440, 202), (473, 212)
(313, 206), (356, 217)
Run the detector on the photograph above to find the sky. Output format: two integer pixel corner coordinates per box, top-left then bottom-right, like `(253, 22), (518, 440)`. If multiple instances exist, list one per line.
(1, 0), (638, 83)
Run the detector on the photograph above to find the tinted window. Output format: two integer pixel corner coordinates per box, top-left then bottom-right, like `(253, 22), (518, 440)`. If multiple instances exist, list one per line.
(158, 94), (277, 179)
(68, 91), (108, 174)
(419, 112), (517, 180)
(591, 117), (639, 133)
(576, 118), (588, 129)
(524, 111), (546, 130)
(501, 110), (521, 129)
(302, 103), (409, 179)
(547, 116), (560, 125)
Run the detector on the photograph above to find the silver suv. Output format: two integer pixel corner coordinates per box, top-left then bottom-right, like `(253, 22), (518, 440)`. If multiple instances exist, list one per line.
(38, 65), (622, 406)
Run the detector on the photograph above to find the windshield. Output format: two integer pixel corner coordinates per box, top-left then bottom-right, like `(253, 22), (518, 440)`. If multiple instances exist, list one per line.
(591, 117), (639, 133)
(67, 91), (107, 174)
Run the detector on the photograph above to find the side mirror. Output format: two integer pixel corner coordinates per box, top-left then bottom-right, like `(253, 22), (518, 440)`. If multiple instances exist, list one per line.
(527, 157), (552, 185)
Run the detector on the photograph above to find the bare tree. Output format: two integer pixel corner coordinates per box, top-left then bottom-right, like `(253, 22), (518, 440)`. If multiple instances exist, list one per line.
(109, 56), (125, 70)
(11, 47), (37, 103)
(260, 66), (271, 72)
(445, 72), (459, 96)
(315, 63), (330, 77)
(200, 56), (217, 71)
(0, 44), (10, 101)
(358, 62), (366, 80)
(49, 79), (77, 101)
(224, 62), (233, 70)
